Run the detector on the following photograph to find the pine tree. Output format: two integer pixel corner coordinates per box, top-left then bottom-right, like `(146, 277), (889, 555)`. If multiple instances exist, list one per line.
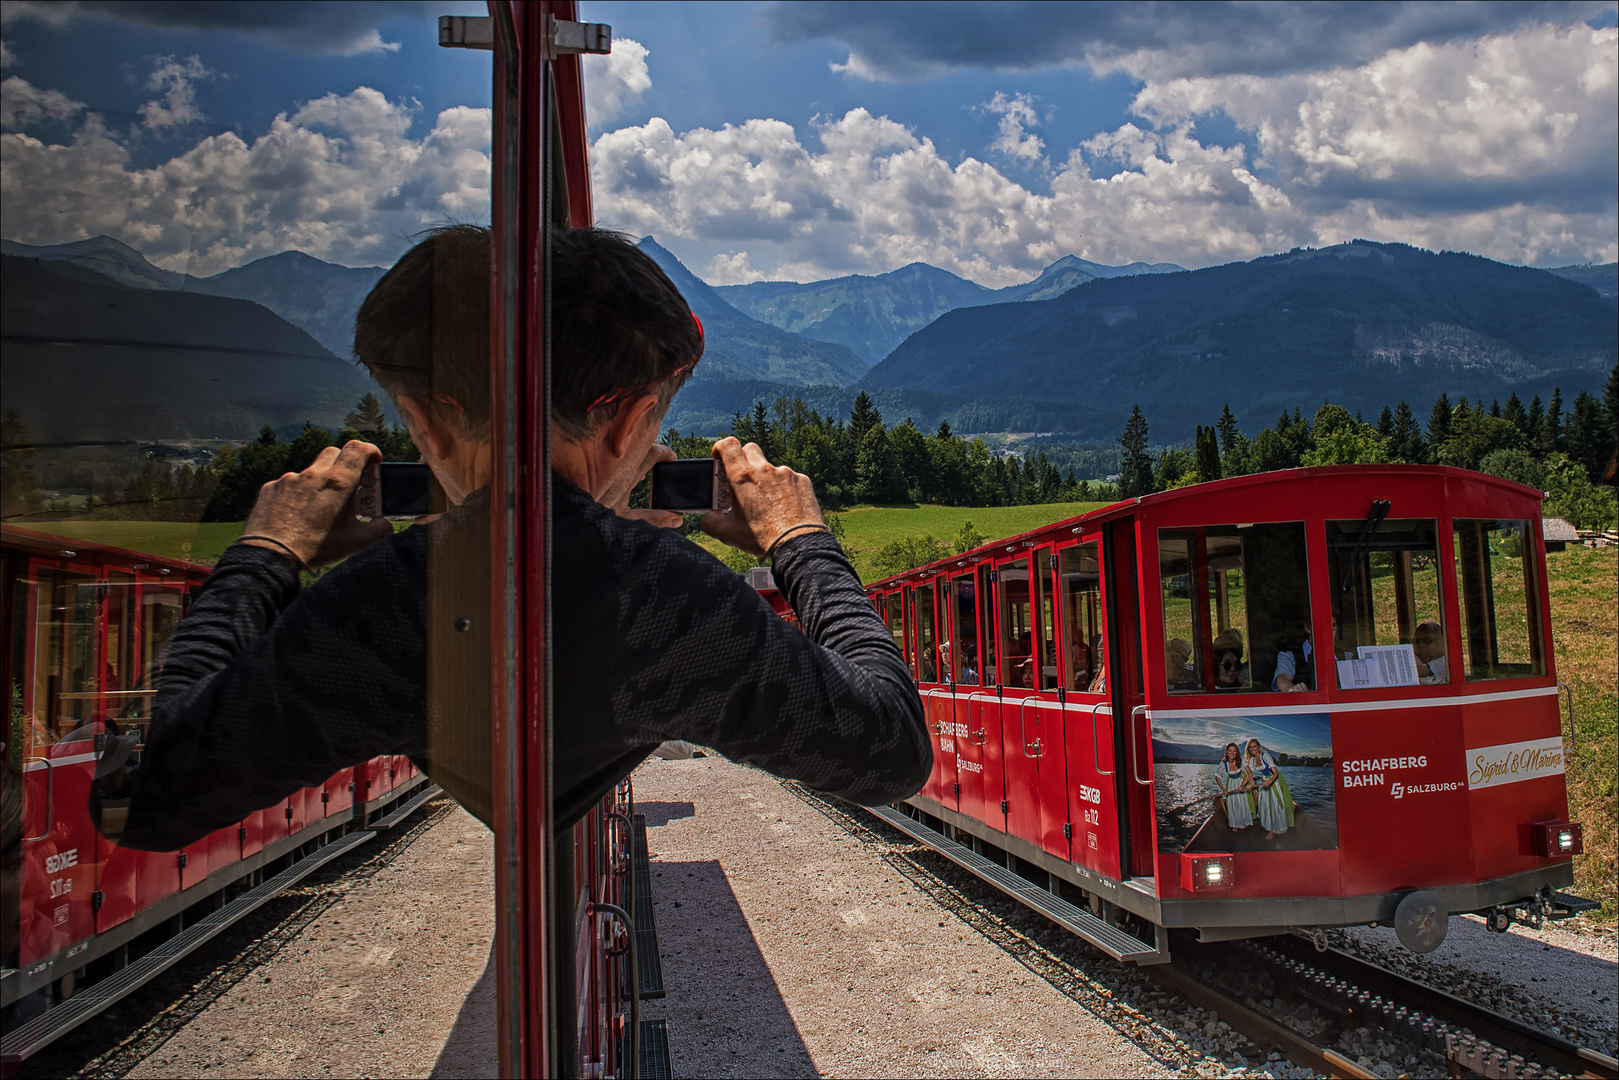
(1376, 406), (1395, 439)
(343, 392), (388, 437)
(0, 410), (43, 520)
(847, 391), (881, 444)
(1428, 393), (1452, 453)
(1118, 405), (1154, 498)
(1194, 425), (1221, 483)
(1392, 401), (1423, 463)
(1543, 387), (1564, 453)
(1604, 363), (1619, 447)
(1566, 390), (1605, 481)
(258, 424), (279, 445)
(1502, 392), (1526, 433)
(1216, 404), (1240, 459)
(1525, 395), (1545, 447)
(1489, 399), (1502, 420)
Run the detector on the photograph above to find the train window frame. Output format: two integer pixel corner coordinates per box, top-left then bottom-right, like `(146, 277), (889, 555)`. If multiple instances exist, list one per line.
(948, 572), (981, 687)
(914, 580), (940, 684)
(1325, 517), (1449, 689)
(1156, 523), (1316, 697)
(1057, 541), (1107, 695)
(976, 564), (998, 687)
(996, 554), (1037, 689)
(1452, 519), (1546, 682)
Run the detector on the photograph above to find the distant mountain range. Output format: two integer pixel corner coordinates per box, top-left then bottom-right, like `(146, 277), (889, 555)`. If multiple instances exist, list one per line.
(856, 242), (1616, 438)
(715, 254), (1184, 364)
(5, 233), (1613, 449)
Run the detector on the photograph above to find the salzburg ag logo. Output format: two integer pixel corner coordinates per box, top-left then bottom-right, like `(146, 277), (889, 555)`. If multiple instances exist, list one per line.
(1391, 782), (1404, 800)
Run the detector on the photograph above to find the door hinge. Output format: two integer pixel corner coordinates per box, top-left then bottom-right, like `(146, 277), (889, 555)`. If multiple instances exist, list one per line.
(92, 889), (105, 911)
(177, 853), (188, 869)
(1056, 686), (1067, 705)
(1063, 822), (1073, 840)
(239, 826), (248, 842)
(1048, 553), (1059, 570)
(321, 791), (330, 804)
(1000, 800), (1009, 814)
(285, 806), (294, 820)
(953, 783), (960, 797)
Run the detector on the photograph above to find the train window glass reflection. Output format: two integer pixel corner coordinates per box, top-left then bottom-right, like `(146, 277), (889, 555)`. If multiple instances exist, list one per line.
(976, 564), (997, 686)
(884, 593), (905, 667)
(899, 586), (916, 676)
(949, 574), (979, 686)
(1326, 519), (1445, 687)
(998, 557), (1035, 688)
(1453, 520), (1545, 681)
(1033, 553), (1059, 690)
(1059, 543), (1105, 693)
(914, 583), (938, 683)
(1158, 524), (1313, 694)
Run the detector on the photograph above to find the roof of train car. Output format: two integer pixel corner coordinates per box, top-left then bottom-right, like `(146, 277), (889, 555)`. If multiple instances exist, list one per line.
(864, 463), (1545, 590)
(1, 523), (214, 577)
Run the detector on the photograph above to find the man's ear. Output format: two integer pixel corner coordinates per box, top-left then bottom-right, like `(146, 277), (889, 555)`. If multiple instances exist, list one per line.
(396, 396), (453, 461)
(606, 393), (662, 460)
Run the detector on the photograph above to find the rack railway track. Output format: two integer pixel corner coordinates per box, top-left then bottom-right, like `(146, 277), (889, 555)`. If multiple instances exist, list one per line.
(790, 784), (1614, 1080)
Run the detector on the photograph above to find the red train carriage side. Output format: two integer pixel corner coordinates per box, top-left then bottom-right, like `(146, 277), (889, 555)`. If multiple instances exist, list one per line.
(1, 525), (432, 1015)
(869, 465), (1587, 961)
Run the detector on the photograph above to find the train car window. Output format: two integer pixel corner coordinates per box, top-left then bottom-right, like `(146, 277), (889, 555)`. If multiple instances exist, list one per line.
(1325, 519), (1445, 688)
(1059, 543), (1106, 693)
(1452, 520), (1545, 681)
(914, 582), (939, 682)
(1033, 552), (1060, 690)
(998, 557), (1036, 688)
(949, 574), (980, 686)
(1158, 524), (1312, 694)
(976, 564), (998, 686)
(899, 586), (916, 676)
(884, 592), (905, 665)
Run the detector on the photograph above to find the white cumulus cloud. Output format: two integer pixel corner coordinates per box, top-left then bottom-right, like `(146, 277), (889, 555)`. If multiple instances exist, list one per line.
(0, 75), (84, 130)
(1, 82), (492, 273)
(583, 37), (650, 126)
(138, 55), (213, 131)
(982, 91), (1045, 166)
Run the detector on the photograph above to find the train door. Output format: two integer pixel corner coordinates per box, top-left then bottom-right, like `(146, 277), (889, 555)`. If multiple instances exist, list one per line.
(995, 551), (1042, 847)
(915, 579), (956, 811)
(945, 572), (984, 820)
(1106, 519), (1155, 883)
(971, 563), (1007, 833)
(1027, 545), (1072, 862)
(1056, 537), (1122, 879)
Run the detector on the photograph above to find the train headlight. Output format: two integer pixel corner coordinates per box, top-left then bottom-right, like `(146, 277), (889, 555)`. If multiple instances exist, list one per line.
(1180, 853), (1235, 891)
(1527, 820), (1583, 858)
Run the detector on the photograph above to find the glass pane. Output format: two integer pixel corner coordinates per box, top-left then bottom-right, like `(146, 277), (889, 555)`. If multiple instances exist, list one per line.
(1158, 531), (1204, 692)
(1237, 524), (1313, 694)
(976, 565), (997, 686)
(899, 587), (916, 675)
(998, 557), (1035, 688)
(1033, 553), (1058, 690)
(914, 583), (938, 683)
(1059, 543), (1105, 693)
(950, 575), (980, 686)
(1453, 520), (1545, 681)
(1326, 519), (1445, 688)
(884, 593), (905, 663)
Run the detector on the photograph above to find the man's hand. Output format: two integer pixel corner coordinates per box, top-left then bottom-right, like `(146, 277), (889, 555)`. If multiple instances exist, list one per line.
(701, 437), (825, 558)
(240, 441), (394, 570)
(611, 443), (682, 529)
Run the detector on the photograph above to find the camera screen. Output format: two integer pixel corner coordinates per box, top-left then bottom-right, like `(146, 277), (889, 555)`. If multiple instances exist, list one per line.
(380, 462), (433, 516)
(650, 459), (715, 511)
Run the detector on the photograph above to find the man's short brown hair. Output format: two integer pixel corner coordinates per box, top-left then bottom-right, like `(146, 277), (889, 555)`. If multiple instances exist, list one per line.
(353, 225), (700, 442)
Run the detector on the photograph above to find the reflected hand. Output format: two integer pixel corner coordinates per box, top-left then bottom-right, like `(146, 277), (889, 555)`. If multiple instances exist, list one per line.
(613, 443), (682, 529)
(240, 441), (392, 570)
(700, 437), (825, 558)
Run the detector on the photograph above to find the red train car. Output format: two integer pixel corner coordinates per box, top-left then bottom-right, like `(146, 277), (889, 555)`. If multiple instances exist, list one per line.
(869, 465), (1588, 960)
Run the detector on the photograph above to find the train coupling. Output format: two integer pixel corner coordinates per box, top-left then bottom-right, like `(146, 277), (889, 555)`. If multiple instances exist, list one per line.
(1484, 886), (1600, 934)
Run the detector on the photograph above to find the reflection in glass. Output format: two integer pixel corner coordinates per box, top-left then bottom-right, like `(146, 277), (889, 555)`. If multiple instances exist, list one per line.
(1059, 543), (1106, 693)
(949, 574), (979, 686)
(998, 557), (1035, 688)
(1453, 520), (1545, 681)
(914, 583), (938, 683)
(1326, 518), (1445, 687)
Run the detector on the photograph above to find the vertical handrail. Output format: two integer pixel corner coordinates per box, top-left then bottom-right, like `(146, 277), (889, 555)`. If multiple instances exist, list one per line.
(1020, 697), (1044, 758)
(595, 901), (639, 1080)
(23, 757), (53, 843)
(1557, 681), (1576, 752)
(965, 692), (990, 744)
(1129, 705), (1153, 785)
(1090, 703), (1115, 776)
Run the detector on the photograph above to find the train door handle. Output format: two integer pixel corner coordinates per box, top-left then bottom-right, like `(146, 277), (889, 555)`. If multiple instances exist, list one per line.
(966, 692), (990, 744)
(1089, 703), (1115, 776)
(1020, 698), (1045, 758)
(1129, 705), (1153, 786)
(24, 757), (53, 843)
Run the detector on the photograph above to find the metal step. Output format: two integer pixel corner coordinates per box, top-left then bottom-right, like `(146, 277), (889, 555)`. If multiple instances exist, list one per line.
(368, 783), (442, 831)
(1551, 891), (1600, 914)
(631, 814), (666, 999)
(0, 828), (374, 1064)
(865, 803), (1166, 964)
(638, 1018), (672, 1079)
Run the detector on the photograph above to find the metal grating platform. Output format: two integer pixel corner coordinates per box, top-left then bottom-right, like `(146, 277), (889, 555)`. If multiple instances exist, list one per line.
(0, 828), (374, 1063)
(631, 814), (666, 999)
(639, 1018), (673, 1079)
(865, 803), (1166, 963)
(369, 783), (443, 831)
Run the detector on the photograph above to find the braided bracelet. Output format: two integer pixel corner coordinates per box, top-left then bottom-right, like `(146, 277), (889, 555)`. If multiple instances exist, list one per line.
(235, 534), (312, 573)
(764, 522), (831, 559)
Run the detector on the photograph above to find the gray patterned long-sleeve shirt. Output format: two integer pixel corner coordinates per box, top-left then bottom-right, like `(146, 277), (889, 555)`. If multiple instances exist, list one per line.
(112, 475), (929, 849)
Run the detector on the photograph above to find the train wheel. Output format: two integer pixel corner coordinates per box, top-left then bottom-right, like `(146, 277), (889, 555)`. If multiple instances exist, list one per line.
(53, 969), (76, 1003)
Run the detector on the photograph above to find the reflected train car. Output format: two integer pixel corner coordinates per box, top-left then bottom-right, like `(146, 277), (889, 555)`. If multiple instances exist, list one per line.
(3, 3), (645, 1077)
(868, 465), (1593, 962)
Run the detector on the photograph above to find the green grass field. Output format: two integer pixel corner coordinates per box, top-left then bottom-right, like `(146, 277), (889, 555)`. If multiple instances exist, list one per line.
(19, 521), (246, 566)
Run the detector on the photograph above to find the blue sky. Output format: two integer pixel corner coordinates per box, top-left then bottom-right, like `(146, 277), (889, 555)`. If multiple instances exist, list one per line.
(2, 2), (1615, 283)
(1153, 713), (1333, 758)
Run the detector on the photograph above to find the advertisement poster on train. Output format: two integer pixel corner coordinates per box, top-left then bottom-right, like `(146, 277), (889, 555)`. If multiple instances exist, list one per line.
(1151, 713), (1337, 853)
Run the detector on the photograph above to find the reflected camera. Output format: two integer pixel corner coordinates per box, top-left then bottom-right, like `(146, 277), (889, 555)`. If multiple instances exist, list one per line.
(357, 462), (434, 518)
(649, 458), (731, 512)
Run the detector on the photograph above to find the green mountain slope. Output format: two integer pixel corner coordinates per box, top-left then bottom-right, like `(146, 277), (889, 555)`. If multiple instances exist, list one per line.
(189, 251), (385, 358)
(858, 241), (1616, 436)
